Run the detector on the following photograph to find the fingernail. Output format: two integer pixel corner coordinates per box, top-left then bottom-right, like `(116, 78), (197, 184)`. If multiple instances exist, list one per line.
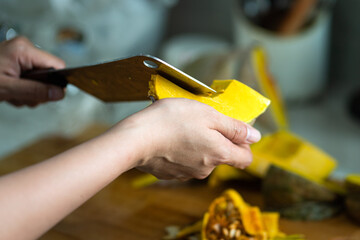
(246, 126), (261, 143)
(48, 87), (64, 100)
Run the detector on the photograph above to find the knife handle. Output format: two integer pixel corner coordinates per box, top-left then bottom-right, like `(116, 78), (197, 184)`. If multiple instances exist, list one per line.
(21, 68), (68, 88)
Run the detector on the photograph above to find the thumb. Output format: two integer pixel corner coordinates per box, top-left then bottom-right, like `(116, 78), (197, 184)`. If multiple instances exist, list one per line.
(213, 114), (261, 145)
(2, 76), (64, 102)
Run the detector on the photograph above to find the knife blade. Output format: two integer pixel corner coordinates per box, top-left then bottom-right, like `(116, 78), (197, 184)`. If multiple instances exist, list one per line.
(21, 55), (216, 102)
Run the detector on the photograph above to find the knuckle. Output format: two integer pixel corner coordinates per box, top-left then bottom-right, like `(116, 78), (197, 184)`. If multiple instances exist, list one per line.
(154, 98), (172, 109)
(11, 37), (31, 52)
(8, 36), (31, 48)
(202, 103), (218, 117)
(203, 154), (220, 167)
(215, 147), (232, 165)
(230, 122), (247, 144)
(4, 37), (32, 61)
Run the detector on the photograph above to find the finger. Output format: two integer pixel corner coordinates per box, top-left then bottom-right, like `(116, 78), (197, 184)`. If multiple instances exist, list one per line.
(213, 113), (261, 144)
(2, 76), (65, 102)
(25, 44), (65, 70)
(7, 99), (24, 107)
(222, 143), (253, 169)
(3, 37), (65, 71)
(24, 101), (40, 108)
(7, 99), (39, 108)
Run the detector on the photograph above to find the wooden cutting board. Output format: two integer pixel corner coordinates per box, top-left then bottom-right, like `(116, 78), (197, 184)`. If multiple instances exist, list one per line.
(0, 124), (359, 240)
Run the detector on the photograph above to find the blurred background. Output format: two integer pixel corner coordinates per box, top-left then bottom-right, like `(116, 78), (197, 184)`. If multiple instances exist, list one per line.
(0, 0), (359, 178)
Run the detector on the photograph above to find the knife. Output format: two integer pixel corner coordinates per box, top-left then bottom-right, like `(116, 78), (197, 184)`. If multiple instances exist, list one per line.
(21, 55), (216, 102)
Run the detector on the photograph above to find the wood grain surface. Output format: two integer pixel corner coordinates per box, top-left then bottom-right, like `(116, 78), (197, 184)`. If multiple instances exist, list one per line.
(0, 124), (359, 240)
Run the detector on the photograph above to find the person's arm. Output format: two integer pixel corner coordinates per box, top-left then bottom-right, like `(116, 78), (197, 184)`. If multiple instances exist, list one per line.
(0, 98), (261, 240)
(0, 36), (65, 107)
(0, 36), (261, 239)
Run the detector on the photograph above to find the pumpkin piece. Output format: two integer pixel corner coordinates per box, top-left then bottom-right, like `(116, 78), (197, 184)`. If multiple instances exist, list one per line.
(201, 189), (298, 240)
(262, 165), (343, 220)
(176, 220), (202, 239)
(165, 189), (304, 240)
(164, 221), (202, 240)
(131, 173), (158, 188)
(200, 213), (209, 240)
(241, 206), (264, 235)
(208, 165), (256, 187)
(202, 190), (253, 240)
(142, 75), (270, 189)
(249, 130), (337, 183)
(261, 212), (280, 238)
(149, 75), (270, 124)
(224, 189), (249, 214)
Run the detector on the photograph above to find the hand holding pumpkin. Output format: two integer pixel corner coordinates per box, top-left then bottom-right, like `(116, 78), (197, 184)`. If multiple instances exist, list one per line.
(114, 98), (261, 181)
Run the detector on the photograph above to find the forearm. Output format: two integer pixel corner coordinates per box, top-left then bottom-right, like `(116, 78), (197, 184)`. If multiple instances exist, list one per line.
(0, 98), (259, 240)
(0, 126), (138, 240)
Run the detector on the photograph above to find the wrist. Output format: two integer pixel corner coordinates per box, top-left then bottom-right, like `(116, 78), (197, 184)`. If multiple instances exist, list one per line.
(102, 123), (147, 171)
(110, 116), (158, 169)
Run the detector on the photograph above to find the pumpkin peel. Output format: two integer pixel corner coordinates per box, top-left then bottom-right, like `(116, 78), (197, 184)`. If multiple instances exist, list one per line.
(249, 130), (337, 183)
(262, 165), (343, 221)
(149, 75), (270, 124)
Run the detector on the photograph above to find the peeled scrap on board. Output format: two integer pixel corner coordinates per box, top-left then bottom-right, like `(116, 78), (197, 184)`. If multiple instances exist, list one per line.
(163, 189), (304, 240)
(262, 165), (343, 221)
(201, 189), (282, 240)
(149, 75), (270, 124)
(249, 131), (337, 181)
(201, 189), (304, 240)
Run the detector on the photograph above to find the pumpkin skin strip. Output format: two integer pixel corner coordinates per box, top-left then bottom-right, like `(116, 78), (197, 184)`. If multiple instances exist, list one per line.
(149, 75), (270, 124)
(242, 207), (265, 236)
(261, 213), (280, 238)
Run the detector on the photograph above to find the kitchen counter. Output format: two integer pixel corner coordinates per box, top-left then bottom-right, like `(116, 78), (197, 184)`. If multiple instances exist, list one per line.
(0, 124), (358, 240)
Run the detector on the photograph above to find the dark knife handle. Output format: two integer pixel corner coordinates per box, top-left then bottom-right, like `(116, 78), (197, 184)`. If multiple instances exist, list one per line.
(21, 68), (68, 88)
